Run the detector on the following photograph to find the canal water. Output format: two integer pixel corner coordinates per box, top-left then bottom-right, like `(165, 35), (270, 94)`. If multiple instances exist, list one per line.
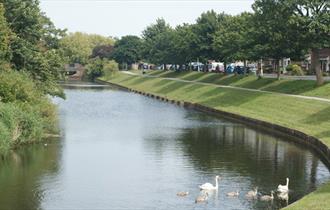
(0, 86), (329, 210)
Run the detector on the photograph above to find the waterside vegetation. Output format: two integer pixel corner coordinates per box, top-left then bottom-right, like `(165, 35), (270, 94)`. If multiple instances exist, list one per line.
(0, 1), (64, 153)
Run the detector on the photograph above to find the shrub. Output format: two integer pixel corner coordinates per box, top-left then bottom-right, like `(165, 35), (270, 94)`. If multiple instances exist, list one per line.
(0, 70), (58, 153)
(286, 64), (304, 76)
(103, 60), (119, 79)
(286, 64), (294, 72)
(0, 103), (45, 149)
(85, 58), (119, 80)
(85, 57), (104, 80)
(0, 70), (42, 103)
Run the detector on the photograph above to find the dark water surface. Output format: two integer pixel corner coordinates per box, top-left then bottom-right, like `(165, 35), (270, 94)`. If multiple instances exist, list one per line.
(0, 86), (329, 210)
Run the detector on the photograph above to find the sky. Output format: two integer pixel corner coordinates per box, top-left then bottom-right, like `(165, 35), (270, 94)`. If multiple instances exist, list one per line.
(40, 0), (254, 38)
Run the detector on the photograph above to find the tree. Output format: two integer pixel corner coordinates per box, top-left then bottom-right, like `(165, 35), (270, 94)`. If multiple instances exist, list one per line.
(0, 3), (11, 64)
(142, 18), (172, 67)
(172, 24), (196, 68)
(85, 58), (118, 80)
(289, 0), (330, 85)
(91, 45), (114, 59)
(191, 11), (227, 64)
(252, 0), (305, 80)
(60, 32), (115, 64)
(2, 0), (66, 97)
(112, 35), (143, 68)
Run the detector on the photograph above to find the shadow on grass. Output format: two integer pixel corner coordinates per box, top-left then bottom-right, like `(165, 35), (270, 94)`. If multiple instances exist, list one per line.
(148, 70), (162, 75)
(127, 77), (150, 86)
(303, 106), (330, 124)
(198, 86), (263, 108)
(264, 80), (318, 95)
(238, 77), (277, 89)
(156, 80), (191, 95)
(181, 72), (206, 81)
(116, 75), (137, 83)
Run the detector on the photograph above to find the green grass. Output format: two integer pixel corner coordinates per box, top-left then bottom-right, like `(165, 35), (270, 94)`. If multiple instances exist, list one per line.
(101, 72), (330, 209)
(143, 70), (330, 99)
(283, 182), (330, 210)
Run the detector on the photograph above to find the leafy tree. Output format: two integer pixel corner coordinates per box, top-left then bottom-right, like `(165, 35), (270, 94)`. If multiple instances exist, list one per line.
(288, 0), (330, 85)
(85, 58), (118, 80)
(2, 0), (66, 97)
(103, 60), (119, 79)
(213, 13), (255, 69)
(172, 24), (197, 67)
(86, 57), (104, 80)
(142, 18), (172, 67)
(0, 3), (11, 64)
(60, 32), (114, 64)
(112, 35), (143, 67)
(252, 0), (305, 79)
(91, 45), (114, 59)
(191, 11), (227, 63)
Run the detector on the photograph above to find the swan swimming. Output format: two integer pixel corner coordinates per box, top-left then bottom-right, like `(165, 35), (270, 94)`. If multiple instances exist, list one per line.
(245, 187), (258, 199)
(176, 191), (189, 197)
(199, 176), (220, 190)
(227, 190), (239, 197)
(260, 191), (274, 201)
(277, 178), (289, 193)
(195, 192), (208, 203)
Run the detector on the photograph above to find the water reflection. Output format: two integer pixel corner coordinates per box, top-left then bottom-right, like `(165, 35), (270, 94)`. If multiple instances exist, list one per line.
(0, 87), (329, 210)
(0, 142), (60, 210)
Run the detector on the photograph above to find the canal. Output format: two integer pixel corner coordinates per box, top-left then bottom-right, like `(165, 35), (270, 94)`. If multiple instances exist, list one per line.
(0, 85), (329, 210)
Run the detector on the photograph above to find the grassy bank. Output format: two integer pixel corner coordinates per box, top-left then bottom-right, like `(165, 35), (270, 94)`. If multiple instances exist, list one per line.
(283, 183), (330, 210)
(142, 70), (330, 100)
(100, 71), (330, 210)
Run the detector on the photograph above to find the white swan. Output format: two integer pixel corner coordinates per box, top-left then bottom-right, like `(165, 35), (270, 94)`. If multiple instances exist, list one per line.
(260, 191), (274, 201)
(199, 176), (220, 190)
(278, 191), (289, 201)
(245, 187), (258, 199)
(277, 178), (289, 193)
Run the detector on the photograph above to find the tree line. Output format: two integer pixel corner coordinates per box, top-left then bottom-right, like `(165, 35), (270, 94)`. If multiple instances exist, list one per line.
(110, 0), (329, 85)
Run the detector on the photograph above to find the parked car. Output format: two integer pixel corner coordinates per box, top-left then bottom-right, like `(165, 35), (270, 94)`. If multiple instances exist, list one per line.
(226, 64), (235, 74)
(234, 66), (245, 74)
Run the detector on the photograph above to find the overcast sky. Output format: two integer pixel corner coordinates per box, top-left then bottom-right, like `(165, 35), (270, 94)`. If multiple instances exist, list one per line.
(40, 0), (254, 38)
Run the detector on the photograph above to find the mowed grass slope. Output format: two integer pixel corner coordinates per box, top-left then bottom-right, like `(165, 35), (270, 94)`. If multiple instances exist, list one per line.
(103, 72), (330, 148)
(145, 70), (330, 99)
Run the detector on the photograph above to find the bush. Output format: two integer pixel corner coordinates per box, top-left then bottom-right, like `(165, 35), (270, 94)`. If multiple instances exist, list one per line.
(0, 70), (42, 103)
(85, 57), (104, 80)
(85, 58), (119, 80)
(286, 64), (304, 76)
(103, 60), (119, 80)
(0, 103), (44, 152)
(0, 70), (58, 153)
